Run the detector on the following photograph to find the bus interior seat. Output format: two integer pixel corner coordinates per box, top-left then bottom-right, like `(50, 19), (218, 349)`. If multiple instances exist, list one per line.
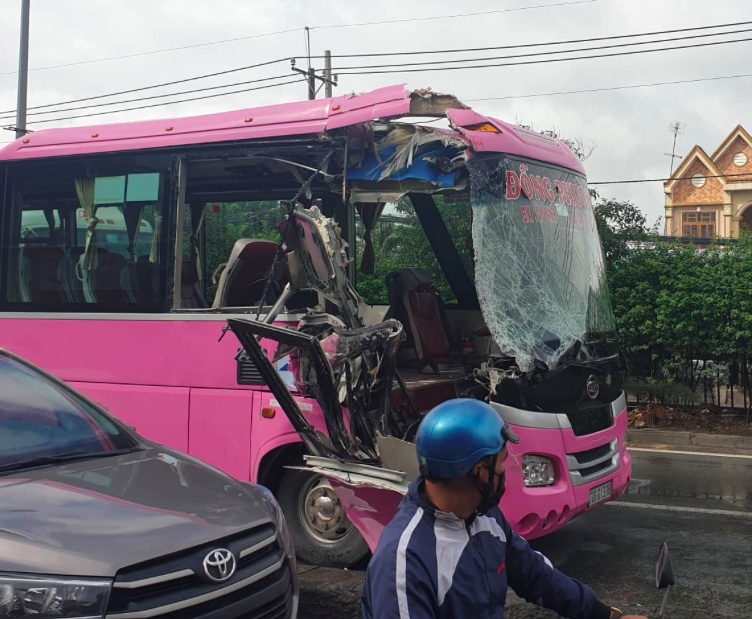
(180, 259), (208, 308)
(212, 239), (284, 308)
(135, 256), (161, 305)
(78, 249), (129, 304)
(386, 268), (455, 373)
(120, 262), (139, 304)
(19, 246), (68, 304)
(120, 256), (162, 306)
(18, 249), (31, 302)
(61, 247), (86, 303)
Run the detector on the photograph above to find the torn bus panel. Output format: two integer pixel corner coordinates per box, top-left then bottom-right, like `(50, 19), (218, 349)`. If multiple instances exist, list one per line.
(348, 125), (468, 184)
(282, 204), (362, 329)
(408, 88), (469, 117)
(347, 126), (469, 203)
(228, 315), (407, 464)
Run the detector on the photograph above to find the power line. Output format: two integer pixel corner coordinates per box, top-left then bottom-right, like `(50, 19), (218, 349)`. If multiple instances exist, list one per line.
(0, 30), (302, 77)
(14, 65), (752, 132)
(26, 78), (303, 125)
(309, 0), (600, 30)
(0, 0), (601, 77)
(8, 21), (745, 120)
(0, 74), (293, 122)
(335, 35), (752, 74)
(0, 58), (291, 116)
(465, 72), (752, 101)
(589, 172), (752, 185)
(6, 67), (749, 129)
(9, 21), (728, 120)
(317, 19), (752, 58)
(0, 25), (745, 127)
(330, 26), (752, 70)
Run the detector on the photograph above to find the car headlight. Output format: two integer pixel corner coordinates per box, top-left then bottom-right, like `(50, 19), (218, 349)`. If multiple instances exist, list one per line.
(0, 574), (110, 618)
(523, 455), (556, 487)
(257, 485), (295, 562)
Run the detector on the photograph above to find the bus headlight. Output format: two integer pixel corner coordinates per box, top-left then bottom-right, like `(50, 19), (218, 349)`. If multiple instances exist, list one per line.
(523, 455), (555, 487)
(0, 574), (110, 618)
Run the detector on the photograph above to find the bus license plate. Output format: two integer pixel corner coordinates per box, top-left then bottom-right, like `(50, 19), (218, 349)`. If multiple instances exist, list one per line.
(588, 481), (612, 507)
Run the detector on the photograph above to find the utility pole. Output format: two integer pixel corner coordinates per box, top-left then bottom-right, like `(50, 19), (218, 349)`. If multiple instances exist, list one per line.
(15, 0), (31, 138)
(291, 60), (337, 100)
(290, 28), (337, 100)
(307, 68), (316, 100)
(324, 50), (333, 98)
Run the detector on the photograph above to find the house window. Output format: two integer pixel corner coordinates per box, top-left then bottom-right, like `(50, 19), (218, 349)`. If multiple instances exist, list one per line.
(691, 174), (706, 188)
(682, 211), (715, 238)
(733, 152), (748, 167)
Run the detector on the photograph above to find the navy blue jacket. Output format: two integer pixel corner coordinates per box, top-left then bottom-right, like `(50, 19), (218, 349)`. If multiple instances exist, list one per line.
(363, 478), (612, 619)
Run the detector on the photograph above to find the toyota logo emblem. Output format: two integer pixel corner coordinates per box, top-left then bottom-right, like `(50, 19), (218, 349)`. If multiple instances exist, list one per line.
(586, 374), (600, 399)
(202, 548), (236, 583)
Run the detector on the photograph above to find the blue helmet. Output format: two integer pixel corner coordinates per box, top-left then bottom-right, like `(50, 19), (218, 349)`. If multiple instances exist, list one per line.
(416, 398), (520, 480)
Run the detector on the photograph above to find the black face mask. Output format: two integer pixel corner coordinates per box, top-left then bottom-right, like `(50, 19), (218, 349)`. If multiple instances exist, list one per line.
(473, 456), (507, 516)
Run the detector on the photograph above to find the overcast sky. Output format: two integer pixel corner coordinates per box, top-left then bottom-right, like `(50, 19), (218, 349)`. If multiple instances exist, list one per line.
(0, 0), (750, 226)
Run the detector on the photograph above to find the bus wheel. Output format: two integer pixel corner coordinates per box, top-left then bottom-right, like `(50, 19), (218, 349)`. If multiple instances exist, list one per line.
(277, 469), (370, 568)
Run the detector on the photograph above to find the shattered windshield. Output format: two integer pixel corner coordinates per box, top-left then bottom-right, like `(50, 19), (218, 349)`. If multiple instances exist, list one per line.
(469, 155), (616, 372)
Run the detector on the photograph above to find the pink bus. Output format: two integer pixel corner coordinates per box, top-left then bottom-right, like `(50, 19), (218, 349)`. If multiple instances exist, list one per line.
(0, 85), (631, 567)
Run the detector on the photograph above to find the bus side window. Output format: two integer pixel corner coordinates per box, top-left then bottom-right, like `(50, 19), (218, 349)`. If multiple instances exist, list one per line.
(15, 208), (69, 305)
(1, 163), (169, 312)
(188, 201), (282, 308)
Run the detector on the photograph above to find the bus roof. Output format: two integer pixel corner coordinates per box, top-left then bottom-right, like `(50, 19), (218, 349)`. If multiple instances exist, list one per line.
(0, 84), (584, 174)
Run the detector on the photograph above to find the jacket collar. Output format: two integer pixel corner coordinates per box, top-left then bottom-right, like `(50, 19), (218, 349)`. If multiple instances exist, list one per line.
(407, 476), (475, 528)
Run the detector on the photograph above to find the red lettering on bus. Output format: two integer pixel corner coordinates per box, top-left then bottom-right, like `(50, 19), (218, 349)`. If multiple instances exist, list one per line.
(520, 166), (534, 200)
(506, 170), (521, 200)
(543, 177), (555, 203)
(532, 175), (547, 202)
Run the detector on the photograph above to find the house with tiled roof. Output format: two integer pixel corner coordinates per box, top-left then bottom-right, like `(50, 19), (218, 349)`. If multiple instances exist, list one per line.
(664, 125), (752, 239)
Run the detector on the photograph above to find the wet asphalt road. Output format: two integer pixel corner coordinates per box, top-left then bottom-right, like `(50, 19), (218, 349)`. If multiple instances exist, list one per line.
(298, 448), (752, 618)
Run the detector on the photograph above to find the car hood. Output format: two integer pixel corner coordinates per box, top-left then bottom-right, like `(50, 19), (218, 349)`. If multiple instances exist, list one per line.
(0, 447), (276, 577)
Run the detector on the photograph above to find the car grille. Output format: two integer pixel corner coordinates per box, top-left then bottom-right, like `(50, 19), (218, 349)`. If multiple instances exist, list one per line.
(107, 521), (293, 619)
(566, 438), (620, 487)
(565, 405), (613, 436)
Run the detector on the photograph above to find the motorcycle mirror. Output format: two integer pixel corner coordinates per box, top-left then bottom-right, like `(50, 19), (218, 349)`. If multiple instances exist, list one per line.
(655, 542), (675, 618)
(655, 542), (676, 589)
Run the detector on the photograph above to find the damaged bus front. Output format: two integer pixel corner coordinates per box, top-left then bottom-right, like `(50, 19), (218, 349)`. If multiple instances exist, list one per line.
(228, 95), (631, 555)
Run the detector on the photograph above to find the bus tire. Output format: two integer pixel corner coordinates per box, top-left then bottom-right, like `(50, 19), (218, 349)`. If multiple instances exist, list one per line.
(276, 469), (370, 568)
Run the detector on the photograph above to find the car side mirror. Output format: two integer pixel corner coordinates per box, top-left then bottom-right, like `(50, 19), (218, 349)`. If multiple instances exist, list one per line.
(655, 542), (675, 616)
(656, 542), (675, 589)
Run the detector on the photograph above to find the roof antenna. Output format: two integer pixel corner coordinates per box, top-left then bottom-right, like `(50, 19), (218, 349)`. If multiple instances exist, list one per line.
(665, 120), (686, 177)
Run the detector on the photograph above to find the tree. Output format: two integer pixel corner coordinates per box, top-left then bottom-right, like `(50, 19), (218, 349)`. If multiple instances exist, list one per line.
(198, 201), (283, 302)
(593, 198), (656, 269)
(355, 196), (473, 305)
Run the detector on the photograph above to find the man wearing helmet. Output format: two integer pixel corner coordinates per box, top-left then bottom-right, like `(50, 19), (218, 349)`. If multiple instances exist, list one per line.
(362, 398), (646, 619)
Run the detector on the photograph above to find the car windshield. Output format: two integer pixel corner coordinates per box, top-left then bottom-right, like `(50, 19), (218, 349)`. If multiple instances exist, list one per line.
(469, 154), (617, 372)
(0, 354), (138, 470)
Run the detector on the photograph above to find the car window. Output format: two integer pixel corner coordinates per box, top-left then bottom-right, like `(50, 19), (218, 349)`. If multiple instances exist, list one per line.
(0, 355), (138, 468)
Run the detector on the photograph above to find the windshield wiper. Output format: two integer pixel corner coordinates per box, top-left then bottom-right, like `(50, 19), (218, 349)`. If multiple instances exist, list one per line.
(0, 447), (142, 474)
